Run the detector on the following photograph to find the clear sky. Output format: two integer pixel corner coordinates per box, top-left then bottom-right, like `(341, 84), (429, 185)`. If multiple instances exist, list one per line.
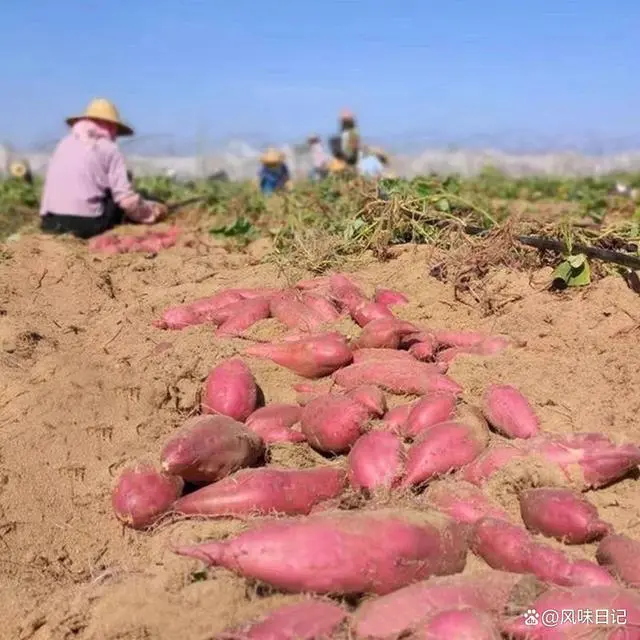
(1, 0), (638, 152)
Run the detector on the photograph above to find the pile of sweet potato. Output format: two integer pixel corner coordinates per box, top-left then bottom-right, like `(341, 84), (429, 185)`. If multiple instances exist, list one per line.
(110, 274), (640, 639)
(88, 226), (180, 254)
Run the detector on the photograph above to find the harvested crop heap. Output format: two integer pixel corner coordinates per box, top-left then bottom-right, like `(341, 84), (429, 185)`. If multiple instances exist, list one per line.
(88, 226), (180, 254)
(111, 273), (640, 639)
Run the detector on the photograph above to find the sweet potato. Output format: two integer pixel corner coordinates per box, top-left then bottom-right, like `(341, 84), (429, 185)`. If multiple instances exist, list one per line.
(351, 301), (396, 327)
(160, 415), (264, 484)
(173, 466), (345, 518)
(221, 599), (348, 640)
(215, 297), (271, 336)
(333, 360), (462, 396)
(382, 402), (417, 432)
(501, 586), (640, 639)
(402, 420), (488, 487)
(402, 394), (457, 439)
(436, 336), (509, 364)
(470, 517), (616, 588)
(519, 488), (612, 544)
(244, 332), (352, 379)
(352, 318), (418, 350)
(202, 358), (258, 422)
(413, 608), (501, 640)
(348, 431), (405, 492)
(112, 463), (183, 530)
(459, 443), (528, 485)
(483, 384), (540, 439)
(270, 290), (325, 331)
(173, 508), (468, 595)
(409, 341), (437, 362)
(352, 571), (521, 639)
(154, 290), (246, 329)
(597, 534), (640, 587)
(526, 432), (640, 490)
(295, 276), (332, 290)
(425, 480), (509, 525)
(300, 395), (370, 453)
(245, 404), (305, 443)
(346, 385), (387, 417)
(300, 292), (342, 322)
(374, 288), (409, 306)
(328, 274), (369, 312)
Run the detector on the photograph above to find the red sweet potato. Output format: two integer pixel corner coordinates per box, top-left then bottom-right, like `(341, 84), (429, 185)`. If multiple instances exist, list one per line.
(459, 443), (528, 485)
(382, 402), (417, 432)
(519, 488), (612, 544)
(112, 463), (184, 530)
(352, 571), (521, 639)
(300, 395), (370, 453)
(300, 292), (342, 322)
(401, 394), (457, 439)
(215, 297), (271, 336)
(597, 534), (640, 587)
(295, 276), (332, 290)
(173, 508), (468, 595)
(409, 340), (437, 362)
(374, 288), (409, 306)
(348, 431), (405, 492)
(245, 404), (305, 443)
(470, 517), (616, 588)
(425, 480), (509, 525)
(346, 385), (387, 417)
(501, 586), (640, 639)
(160, 415), (264, 484)
(328, 274), (369, 311)
(413, 608), (501, 640)
(202, 358), (258, 421)
(352, 318), (419, 350)
(351, 301), (396, 327)
(270, 290), (326, 331)
(526, 432), (640, 490)
(483, 384), (540, 439)
(154, 290), (245, 329)
(220, 599), (348, 640)
(173, 466), (345, 518)
(244, 332), (352, 379)
(401, 420), (488, 487)
(436, 336), (509, 364)
(333, 360), (462, 396)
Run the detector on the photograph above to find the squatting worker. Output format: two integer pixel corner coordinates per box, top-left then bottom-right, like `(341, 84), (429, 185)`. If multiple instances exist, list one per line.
(258, 148), (292, 195)
(39, 98), (168, 240)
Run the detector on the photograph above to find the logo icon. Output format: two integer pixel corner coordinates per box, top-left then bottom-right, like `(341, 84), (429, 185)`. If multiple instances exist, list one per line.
(524, 609), (540, 626)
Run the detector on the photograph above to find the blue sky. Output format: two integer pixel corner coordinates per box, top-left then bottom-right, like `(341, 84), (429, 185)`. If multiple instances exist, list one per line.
(1, 0), (638, 152)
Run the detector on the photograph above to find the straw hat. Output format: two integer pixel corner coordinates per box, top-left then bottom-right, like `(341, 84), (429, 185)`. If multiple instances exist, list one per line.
(9, 160), (29, 179)
(307, 133), (320, 144)
(339, 108), (355, 122)
(327, 158), (347, 173)
(261, 148), (284, 165)
(66, 98), (134, 136)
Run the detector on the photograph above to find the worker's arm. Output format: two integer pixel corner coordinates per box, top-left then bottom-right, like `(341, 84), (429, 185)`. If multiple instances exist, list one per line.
(107, 149), (166, 222)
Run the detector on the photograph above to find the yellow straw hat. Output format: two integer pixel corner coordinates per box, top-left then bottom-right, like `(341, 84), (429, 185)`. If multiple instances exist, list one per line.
(9, 160), (29, 179)
(261, 148), (284, 165)
(327, 158), (347, 173)
(66, 98), (134, 136)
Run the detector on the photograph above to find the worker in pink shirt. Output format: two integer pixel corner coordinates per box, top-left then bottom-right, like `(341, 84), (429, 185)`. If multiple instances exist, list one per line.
(40, 98), (168, 239)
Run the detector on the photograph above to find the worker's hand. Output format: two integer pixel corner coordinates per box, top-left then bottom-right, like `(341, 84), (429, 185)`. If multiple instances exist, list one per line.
(150, 202), (168, 222)
(284, 180), (293, 192)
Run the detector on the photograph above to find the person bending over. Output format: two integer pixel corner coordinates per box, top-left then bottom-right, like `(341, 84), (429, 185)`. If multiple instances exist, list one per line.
(39, 98), (167, 240)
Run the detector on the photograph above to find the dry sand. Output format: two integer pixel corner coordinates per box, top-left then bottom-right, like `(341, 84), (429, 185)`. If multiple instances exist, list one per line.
(0, 227), (639, 639)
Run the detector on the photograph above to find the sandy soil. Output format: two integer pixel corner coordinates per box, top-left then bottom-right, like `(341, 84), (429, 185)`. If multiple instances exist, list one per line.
(1, 225), (639, 640)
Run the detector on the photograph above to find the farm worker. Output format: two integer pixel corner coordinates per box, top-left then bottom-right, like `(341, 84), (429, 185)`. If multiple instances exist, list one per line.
(9, 159), (33, 184)
(258, 148), (292, 195)
(307, 134), (329, 181)
(338, 109), (361, 167)
(39, 98), (167, 240)
(358, 147), (391, 179)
